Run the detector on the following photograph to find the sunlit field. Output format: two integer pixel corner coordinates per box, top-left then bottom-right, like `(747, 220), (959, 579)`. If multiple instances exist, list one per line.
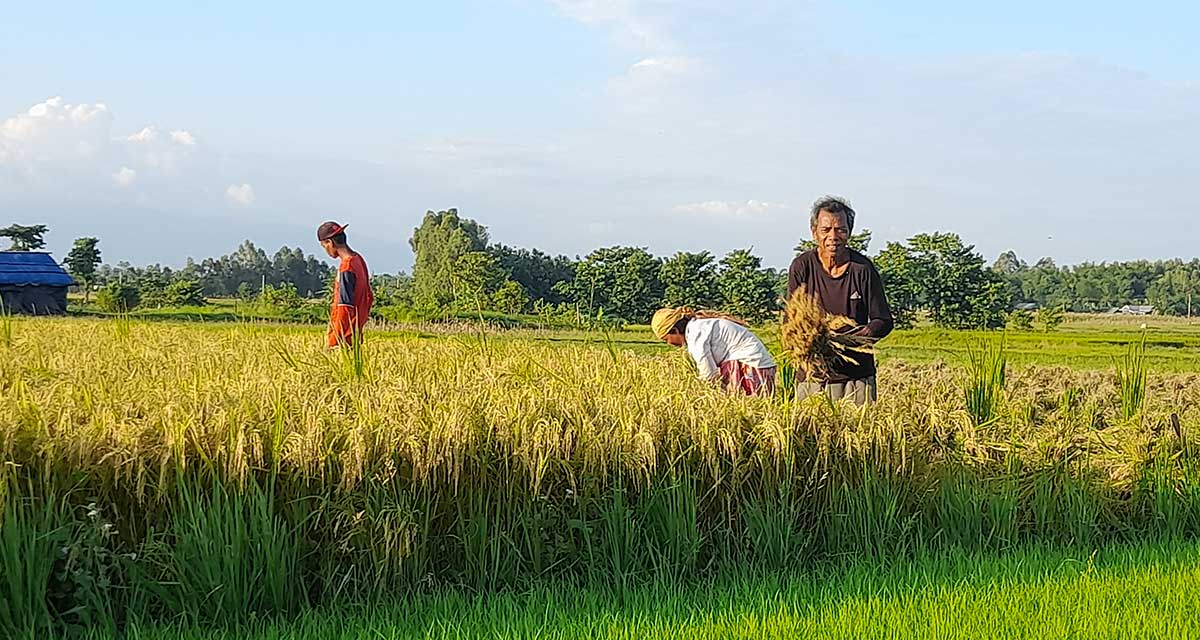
(3, 315), (1198, 637)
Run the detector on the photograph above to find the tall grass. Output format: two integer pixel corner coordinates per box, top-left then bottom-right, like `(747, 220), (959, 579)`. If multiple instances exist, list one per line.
(964, 336), (1007, 426)
(1117, 330), (1148, 421)
(0, 299), (12, 349)
(106, 541), (1200, 640)
(1, 320), (1197, 635)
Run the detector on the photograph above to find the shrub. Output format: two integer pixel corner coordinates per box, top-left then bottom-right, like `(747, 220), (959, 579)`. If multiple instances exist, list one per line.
(94, 283), (140, 313)
(259, 284), (304, 311)
(1007, 309), (1034, 331)
(141, 280), (206, 308)
(1036, 306), (1064, 332)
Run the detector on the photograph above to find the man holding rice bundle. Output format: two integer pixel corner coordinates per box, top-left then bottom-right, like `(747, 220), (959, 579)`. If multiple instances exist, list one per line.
(786, 196), (893, 404)
(652, 307), (778, 396)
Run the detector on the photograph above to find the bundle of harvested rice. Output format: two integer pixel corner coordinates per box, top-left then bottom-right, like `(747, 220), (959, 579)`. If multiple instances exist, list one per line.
(780, 286), (876, 380)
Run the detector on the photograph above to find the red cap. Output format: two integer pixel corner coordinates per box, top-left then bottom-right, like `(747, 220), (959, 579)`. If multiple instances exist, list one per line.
(317, 221), (348, 241)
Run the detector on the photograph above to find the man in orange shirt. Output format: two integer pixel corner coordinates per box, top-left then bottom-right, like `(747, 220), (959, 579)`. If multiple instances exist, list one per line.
(317, 221), (374, 348)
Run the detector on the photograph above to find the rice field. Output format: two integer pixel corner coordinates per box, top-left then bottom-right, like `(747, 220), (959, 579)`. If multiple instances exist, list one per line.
(2, 316), (1200, 637)
(109, 541), (1200, 640)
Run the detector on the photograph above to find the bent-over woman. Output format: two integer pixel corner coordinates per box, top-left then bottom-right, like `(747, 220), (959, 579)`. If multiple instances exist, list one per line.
(651, 307), (777, 397)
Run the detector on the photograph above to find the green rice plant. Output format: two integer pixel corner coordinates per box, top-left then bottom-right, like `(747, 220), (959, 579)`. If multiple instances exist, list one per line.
(1116, 330), (1148, 422)
(644, 472), (702, 580)
(0, 299), (12, 349)
(741, 472), (815, 570)
(1, 490), (70, 638)
(333, 327), (370, 381)
(152, 479), (307, 625)
(964, 336), (1007, 427)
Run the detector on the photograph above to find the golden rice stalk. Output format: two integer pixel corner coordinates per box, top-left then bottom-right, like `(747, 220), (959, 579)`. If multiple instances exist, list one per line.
(780, 286), (876, 381)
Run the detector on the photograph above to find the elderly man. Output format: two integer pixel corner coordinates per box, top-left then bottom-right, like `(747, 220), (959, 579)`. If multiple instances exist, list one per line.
(787, 196), (894, 404)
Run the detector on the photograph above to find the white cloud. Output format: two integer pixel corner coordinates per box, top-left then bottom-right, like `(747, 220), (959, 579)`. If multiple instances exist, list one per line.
(170, 130), (196, 146)
(549, 0), (668, 50)
(112, 166), (136, 187)
(127, 126), (158, 143)
(674, 200), (787, 218)
(629, 56), (698, 78)
(0, 97), (113, 178)
(0, 95), (229, 209)
(225, 183), (256, 207)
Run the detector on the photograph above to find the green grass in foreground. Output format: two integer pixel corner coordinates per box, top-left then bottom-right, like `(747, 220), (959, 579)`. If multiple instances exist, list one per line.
(110, 542), (1200, 640)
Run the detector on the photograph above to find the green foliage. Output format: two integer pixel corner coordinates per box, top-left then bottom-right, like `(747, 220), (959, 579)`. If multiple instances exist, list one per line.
(489, 244), (575, 305)
(1035, 306), (1064, 332)
(157, 481), (307, 624)
(660, 251), (720, 309)
(1117, 331), (1148, 421)
(98, 241), (332, 299)
(95, 283), (140, 313)
(794, 229), (873, 254)
(1006, 309), (1034, 332)
(492, 279), (530, 315)
(142, 279), (207, 308)
(1000, 253), (1195, 315)
(371, 273), (414, 308)
(554, 246), (663, 323)
(717, 249), (778, 323)
(452, 251), (505, 311)
(1, 492), (68, 637)
(1147, 264), (1200, 317)
(259, 283), (304, 310)
(410, 208), (490, 311)
(873, 242), (924, 329)
(875, 233), (1009, 330)
(0, 300), (11, 348)
(0, 223), (48, 251)
(64, 237), (101, 300)
(81, 542), (1200, 639)
(964, 337), (1007, 426)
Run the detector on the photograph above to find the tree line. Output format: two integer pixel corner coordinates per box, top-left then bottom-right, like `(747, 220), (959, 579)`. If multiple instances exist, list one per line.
(4, 215), (1199, 326)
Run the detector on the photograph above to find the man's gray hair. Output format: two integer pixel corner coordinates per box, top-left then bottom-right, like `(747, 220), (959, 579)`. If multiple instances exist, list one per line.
(810, 196), (856, 234)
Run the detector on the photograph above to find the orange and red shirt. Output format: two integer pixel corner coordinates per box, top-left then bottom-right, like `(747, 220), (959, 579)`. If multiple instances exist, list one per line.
(328, 253), (374, 347)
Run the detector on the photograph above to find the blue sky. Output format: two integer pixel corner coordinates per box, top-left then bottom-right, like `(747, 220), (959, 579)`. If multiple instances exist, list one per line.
(1, 1), (1197, 273)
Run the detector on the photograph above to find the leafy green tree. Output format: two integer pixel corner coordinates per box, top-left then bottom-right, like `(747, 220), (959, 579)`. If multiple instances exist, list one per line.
(489, 244), (575, 305)
(794, 229), (873, 255)
(873, 241), (929, 329)
(1148, 263), (1200, 317)
(371, 273), (414, 307)
(908, 233), (1009, 329)
(492, 279), (530, 315)
(554, 246), (663, 322)
(0, 224), (48, 251)
(716, 249), (777, 323)
(452, 251), (505, 311)
(875, 233), (1009, 330)
(660, 251), (720, 308)
(64, 237), (101, 302)
(95, 283), (140, 313)
(410, 209), (489, 311)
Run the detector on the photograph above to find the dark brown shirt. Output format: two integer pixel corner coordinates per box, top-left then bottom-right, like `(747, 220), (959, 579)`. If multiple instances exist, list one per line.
(787, 249), (894, 382)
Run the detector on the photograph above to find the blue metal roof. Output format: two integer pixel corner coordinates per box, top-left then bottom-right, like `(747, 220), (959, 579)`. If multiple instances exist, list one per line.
(0, 252), (75, 287)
